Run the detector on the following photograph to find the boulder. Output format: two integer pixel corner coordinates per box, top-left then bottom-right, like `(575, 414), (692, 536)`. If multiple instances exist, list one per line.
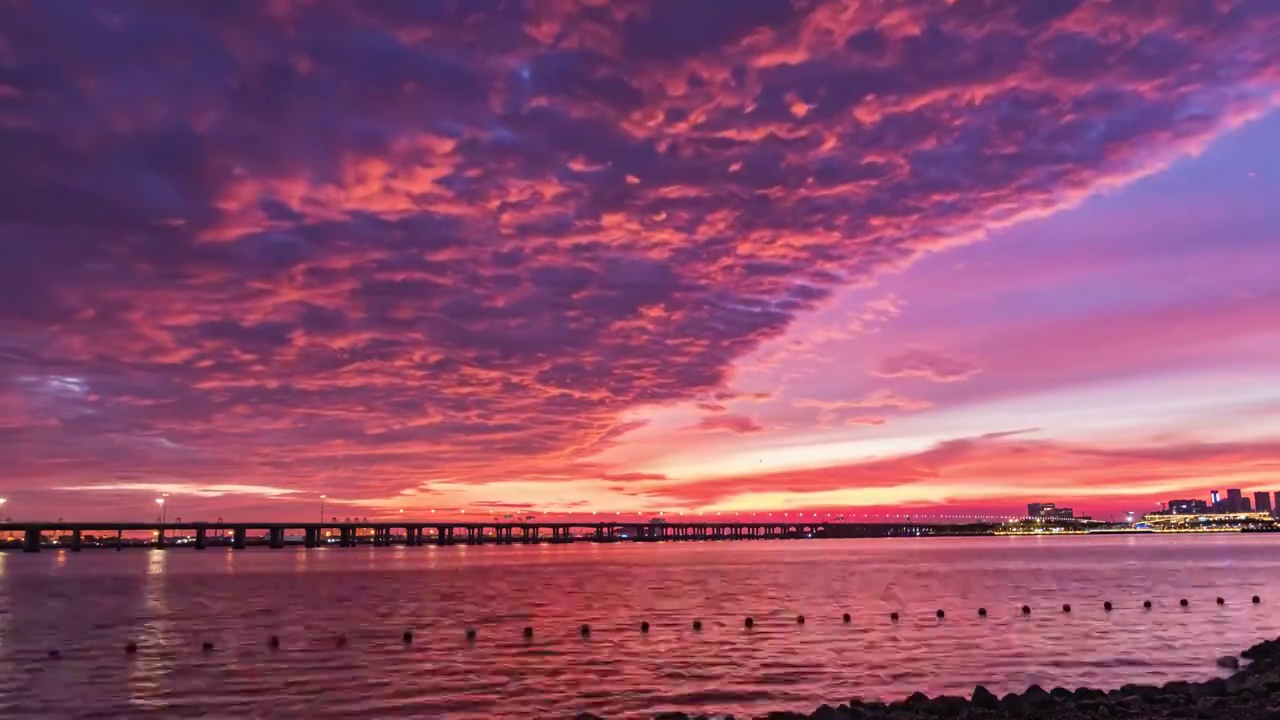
(971, 685), (999, 710)
(809, 705), (841, 720)
(1218, 655), (1241, 670)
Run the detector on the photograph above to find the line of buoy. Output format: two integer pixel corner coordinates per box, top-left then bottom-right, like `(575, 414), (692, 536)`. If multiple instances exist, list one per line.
(107, 593), (1270, 658)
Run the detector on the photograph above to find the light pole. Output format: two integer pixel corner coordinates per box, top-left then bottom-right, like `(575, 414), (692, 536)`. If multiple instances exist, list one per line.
(155, 495), (168, 524)
(319, 495), (326, 524)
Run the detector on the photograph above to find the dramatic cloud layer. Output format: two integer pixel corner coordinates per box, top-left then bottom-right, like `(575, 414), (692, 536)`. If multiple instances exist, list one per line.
(1, 1), (1279, 517)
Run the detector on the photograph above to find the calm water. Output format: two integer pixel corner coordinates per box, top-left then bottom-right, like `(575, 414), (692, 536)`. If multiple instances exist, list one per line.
(2, 535), (1279, 718)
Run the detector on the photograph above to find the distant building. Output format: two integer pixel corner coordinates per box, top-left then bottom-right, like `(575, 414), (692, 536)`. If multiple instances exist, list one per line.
(1243, 497), (1252, 513)
(1028, 502), (1074, 520)
(1255, 492), (1273, 515)
(1211, 490), (1221, 510)
(1028, 502), (1055, 518)
(1167, 499), (1209, 515)
(1226, 489), (1244, 513)
(1275, 492), (1280, 517)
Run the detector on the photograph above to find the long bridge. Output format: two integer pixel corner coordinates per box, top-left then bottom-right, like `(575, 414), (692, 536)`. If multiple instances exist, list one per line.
(0, 520), (995, 552)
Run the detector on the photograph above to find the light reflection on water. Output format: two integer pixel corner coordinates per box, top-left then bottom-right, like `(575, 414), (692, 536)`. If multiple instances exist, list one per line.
(2, 535), (1279, 718)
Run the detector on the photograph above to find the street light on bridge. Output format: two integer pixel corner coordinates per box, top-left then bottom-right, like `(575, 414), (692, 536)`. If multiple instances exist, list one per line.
(155, 494), (168, 524)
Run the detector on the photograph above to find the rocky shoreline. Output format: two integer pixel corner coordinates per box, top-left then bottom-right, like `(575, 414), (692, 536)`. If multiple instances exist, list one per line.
(577, 636), (1280, 720)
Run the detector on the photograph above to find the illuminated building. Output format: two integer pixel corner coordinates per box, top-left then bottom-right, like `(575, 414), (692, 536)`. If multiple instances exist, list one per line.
(1210, 490), (1221, 509)
(1167, 499), (1209, 515)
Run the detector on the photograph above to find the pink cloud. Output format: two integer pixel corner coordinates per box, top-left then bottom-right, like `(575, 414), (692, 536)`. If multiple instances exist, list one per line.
(873, 348), (981, 383)
(690, 414), (765, 434)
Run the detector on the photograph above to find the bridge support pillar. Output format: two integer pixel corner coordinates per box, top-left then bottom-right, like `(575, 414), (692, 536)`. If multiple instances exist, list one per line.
(232, 527), (247, 550)
(154, 529), (166, 550)
(23, 528), (40, 552)
(71, 529), (82, 552)
(339, 527), (352, 546)
(269, 527), (285, 548)
(115, 529), (123, 551)
(304, 528), (317, 548)
(195, 527), (207, 550)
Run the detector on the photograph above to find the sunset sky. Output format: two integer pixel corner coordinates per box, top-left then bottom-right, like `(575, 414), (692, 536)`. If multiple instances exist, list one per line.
(2, 1), (1278, 522)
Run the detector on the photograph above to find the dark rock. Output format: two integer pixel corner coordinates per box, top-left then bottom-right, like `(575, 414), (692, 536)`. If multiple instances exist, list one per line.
(654, 713), (690, 720)
(972, 685), (999, 709)
(905, 691), (931, 707)
(1218, 655), (1241, 670)
(1192, 678), (1228, 698)
(764, 713), (807, 720)
(573, 714), (605, 720)
(926, 695), (968, 715)
(1023, 684), (1050, 705)
(809, 705), (840, 720)
(1050, 686), (1073, 700)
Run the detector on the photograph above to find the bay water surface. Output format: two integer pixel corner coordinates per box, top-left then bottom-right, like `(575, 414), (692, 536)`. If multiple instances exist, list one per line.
(2, 534), (1279, 718)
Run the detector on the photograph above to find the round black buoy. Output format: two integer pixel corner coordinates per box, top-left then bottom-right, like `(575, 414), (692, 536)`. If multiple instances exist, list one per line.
(1021, 605), (1031, 615)
(796, 615), (805, 625)
(890, 612), (899, 621)
(125, 642), (138, 654)
(978, 607), (987, 617)
(1216, 597), (1225, 606)
(842, 613), (851, 623)
(202, 641), (214, 652)
(745, 617), (755, 629)
(692, 619), (702, 631)
(523, 626), (534, 639)
(1253, 595), (1261, 604)
(1104, 601), (1113, 612)
(936, 609), (945, 619)
(1180, 598), (1189, 608)
(465, 628), (477, 641)
(402, 630), (413, 644)
(268, 635), (280, 650)
(47, 650), (61, 660)
(1062, 604), (1071, 613)
(336, 634), (348, 648)
(1143, 600), (1152, 609)
(579, 624), (591, 638)
(640, 621), (650, 633)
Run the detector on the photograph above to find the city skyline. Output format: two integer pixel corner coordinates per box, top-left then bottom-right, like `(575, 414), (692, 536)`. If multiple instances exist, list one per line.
(2, 2), (1280, 522)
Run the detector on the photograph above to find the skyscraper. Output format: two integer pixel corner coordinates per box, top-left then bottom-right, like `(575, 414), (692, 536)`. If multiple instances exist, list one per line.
(1211, 490), (1221, 510)
(1226, 488), (1243, 513)
(1275, 492), (1280, 517)
(1255, 492), (1272, 514)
